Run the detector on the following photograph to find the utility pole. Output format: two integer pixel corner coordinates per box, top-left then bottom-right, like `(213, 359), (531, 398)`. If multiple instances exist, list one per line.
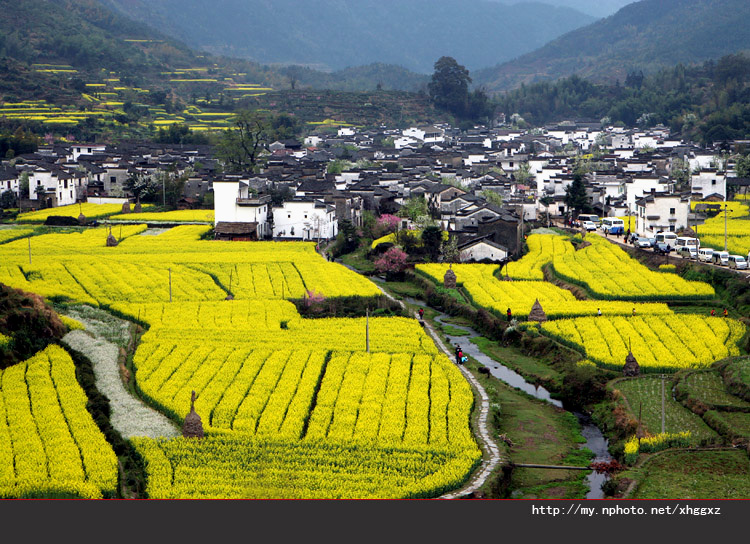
(168, 267), (172, 303)
(366, 307), (370, 353)
(28, 236), (31, 265)
(724, 204), (728, 252)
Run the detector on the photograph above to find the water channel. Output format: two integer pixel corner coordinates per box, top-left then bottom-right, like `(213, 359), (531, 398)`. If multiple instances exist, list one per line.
(402, 296), (613, 499)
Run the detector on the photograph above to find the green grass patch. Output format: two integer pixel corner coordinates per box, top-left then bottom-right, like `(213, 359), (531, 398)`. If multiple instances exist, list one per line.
(441, 324), (471, 337)
(614, 377), (718, 443)
(340, 248), (376, 274)
(441, 316), (474, 327)
(382, 281), (423, 299)
(470, 336), (563, 390)
(630, 450), (750, 499)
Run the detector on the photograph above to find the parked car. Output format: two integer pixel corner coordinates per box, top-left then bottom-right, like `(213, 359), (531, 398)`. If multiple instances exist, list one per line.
(712, 251), (729, 266)
(728, 255), (748, 270)
(677, 246), (698, 259)
(697, 248), (716, 262)
(582, 220), (597, 232)
(654, 242), (673, 255)
(635, 237), (655, 248)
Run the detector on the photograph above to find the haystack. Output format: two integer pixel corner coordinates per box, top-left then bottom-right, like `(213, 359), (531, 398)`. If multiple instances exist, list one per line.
(444, 266), (457, 289)
(528, 298), (547, 323)
(623, 351), (640, 377)
(182, 390), (204, 438)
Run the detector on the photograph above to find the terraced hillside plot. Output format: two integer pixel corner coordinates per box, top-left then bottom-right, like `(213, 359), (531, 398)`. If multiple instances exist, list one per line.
(632, 450), (750, 499)
(110, 209), (214, 222)
(677, 370), (750, 409)
(0, 346), (118, 498)
(509, 233), (574, 280)
(542, 315), (744, 372)
(15, 203), (150, 223)
(416, 263), (672, 319)
(613, 377), (717, 442)
(0, 227), (381, 301)
(551, 237), (715, 300)
(705, 411), (750, 438)
(120, 296), (479, 498)
(133, 436), (477, 499)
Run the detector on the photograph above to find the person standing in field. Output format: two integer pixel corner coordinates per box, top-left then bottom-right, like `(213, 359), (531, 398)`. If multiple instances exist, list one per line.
(597, 308), (602, 317)
(723, 308), (728, 318)
(507, 307), (512, 322)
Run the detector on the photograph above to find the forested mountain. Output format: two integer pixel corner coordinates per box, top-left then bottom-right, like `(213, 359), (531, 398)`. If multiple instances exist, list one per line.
(100, 0), (595, 73)
(497, 53), (750, 143)
(474, 0), (750, 92)
(0, 0), (194, 72)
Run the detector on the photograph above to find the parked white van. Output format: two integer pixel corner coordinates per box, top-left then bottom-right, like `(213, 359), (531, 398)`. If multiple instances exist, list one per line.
(728, 255), (748, 270)
(712, 251), (729, 266)
(655, 232), (677, 247)
(697, 248), (715, 262)
(675, 237), (700, 251)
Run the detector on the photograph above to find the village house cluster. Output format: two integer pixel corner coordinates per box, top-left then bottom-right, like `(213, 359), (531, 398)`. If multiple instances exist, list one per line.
(2, 120), (748, 260)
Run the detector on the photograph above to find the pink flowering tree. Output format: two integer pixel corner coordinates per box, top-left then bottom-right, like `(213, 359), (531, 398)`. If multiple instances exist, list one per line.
(374, 247), (408, 278)
(303, 289), (326, 307)
(377, 214), (401, 233)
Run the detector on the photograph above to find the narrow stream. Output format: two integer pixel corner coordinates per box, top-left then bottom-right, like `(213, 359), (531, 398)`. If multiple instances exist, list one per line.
(402, 296), (613, 499)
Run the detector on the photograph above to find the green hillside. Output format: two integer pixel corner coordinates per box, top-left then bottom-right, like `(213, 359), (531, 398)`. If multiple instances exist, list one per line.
(475, 0), (750, 91)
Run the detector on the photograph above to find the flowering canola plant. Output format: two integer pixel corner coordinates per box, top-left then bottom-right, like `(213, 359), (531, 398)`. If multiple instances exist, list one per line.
(542, 315), (744, 372)
(0, 345), (118, 498)
(0, 226), (479, 498)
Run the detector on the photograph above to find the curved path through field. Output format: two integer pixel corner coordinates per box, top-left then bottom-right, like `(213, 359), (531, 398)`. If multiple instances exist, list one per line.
(62, 306), (180, 439)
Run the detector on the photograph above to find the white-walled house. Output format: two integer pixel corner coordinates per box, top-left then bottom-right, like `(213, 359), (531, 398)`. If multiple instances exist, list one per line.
(635, 192), (691, 236)
(402, 126), (445, 144)
(71, 143), (106, 162)
(213, 179), (271, 239)
(690, 169), (726, 200)
(27, 166), (85, 207)
(458, 238), (508, 263)
(272, 199), (337, 241)
(625, 176), (673, 211)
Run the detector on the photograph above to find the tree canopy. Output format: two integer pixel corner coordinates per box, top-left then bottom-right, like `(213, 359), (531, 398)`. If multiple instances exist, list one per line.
(428, 56), (471, 118)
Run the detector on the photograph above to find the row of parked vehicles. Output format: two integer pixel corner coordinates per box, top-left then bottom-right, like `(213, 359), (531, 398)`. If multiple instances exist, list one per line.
(573, 215), (748, 270)
(627, 231), (748, 269)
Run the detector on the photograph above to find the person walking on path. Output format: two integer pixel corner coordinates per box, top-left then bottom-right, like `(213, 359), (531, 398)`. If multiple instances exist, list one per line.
(711, 309), (716, 317)
(456, 347), (464, 365)
(418, 308), (424, 321)
(723, 308), (728, 318)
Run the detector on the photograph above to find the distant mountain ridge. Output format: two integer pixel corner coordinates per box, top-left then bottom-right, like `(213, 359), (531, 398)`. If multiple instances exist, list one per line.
(490, 0), (634, 18)
(474, 0), (750, 92)
(100, 0), (596, 73)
